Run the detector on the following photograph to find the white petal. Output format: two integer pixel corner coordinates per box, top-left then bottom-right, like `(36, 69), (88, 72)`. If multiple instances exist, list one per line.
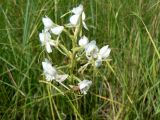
(82, 12), (89, 30)
(82, 12), (85, 20)
(56, 74), (68, 82)
(51, 26), (64, 35)
(42, 16), (53, 29)
(82, 21), (88, 30)
(78, 35), (89, 47)
(45, 42), (52, 53)
(69, 14), (80, 26)
(39, 33), (45, 45)
(99, 45), (111, 59)
(71, 4), (83, 15)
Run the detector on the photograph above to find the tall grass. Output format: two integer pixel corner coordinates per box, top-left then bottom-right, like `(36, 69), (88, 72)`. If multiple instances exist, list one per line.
(0, 0), (160, 119)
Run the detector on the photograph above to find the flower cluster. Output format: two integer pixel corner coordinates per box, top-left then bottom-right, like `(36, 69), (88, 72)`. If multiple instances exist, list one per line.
(78, 36), (111, 67)
(38, 4), (111, 95)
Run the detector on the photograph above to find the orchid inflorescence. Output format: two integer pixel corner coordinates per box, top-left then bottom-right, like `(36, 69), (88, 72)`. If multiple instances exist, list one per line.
(39, 4), (111, 95)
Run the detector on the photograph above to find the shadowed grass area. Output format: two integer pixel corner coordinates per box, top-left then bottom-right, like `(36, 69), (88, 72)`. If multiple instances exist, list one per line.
(0, 0), (160, 119)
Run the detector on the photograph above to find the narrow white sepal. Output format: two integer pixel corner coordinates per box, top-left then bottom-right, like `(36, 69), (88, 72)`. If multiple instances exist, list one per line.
(82, 12), (89, 30)
(45, 42), (52, 53)
(82, 21), (89, 30)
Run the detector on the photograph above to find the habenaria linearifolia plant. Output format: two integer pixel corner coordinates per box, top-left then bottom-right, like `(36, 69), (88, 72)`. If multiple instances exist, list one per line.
(39, 4), (111, 95)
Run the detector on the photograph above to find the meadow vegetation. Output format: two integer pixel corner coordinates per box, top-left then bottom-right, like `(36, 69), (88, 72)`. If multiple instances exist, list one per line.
(0, 0), (160, 119)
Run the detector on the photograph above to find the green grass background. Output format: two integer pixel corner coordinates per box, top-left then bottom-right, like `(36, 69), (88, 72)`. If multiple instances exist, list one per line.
(0, 0), (160, 119)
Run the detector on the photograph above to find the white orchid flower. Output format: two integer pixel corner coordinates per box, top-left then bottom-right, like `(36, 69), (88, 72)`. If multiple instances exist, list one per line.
(42, 59), (57, 81)
(78, 35), (89, 47)
(42, 59), (68, 82)
(78, 80), (92, 94)
(39, 31), (56, 53)
(85, 40), (99, 60)
(94, 45), (111, 67)
(69, 4), (88, 30)
(42, 16), (64, 35)
(98, 45), (111, 60)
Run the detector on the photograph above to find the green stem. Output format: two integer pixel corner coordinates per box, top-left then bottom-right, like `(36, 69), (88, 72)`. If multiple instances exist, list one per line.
(73, 26), (79, 48)
(70, 22), (82, 77)
(47, 84), (55, 120)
